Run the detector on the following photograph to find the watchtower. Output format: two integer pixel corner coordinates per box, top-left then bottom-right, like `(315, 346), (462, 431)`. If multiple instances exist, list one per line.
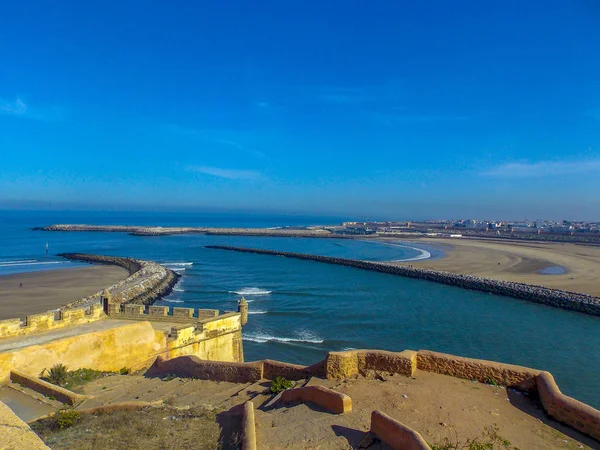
(237, 296), (248, 326)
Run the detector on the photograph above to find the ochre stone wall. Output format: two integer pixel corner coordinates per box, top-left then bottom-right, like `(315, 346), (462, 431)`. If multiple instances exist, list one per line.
(0, 313), (245, 382)
(0, 322), (165, 381)
(416, 350), (540, 389)
(152, 355), (263, 383)
(263, 359), (326, 380)
(0, 304), (106, 339)
(370, 410), (431, 450)
(326, 349), (417, 379)
(537, 371), (600, 441)
(280, 385), (352, 414)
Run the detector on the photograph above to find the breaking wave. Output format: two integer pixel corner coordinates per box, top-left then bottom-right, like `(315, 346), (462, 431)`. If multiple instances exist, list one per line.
(0, 259), (37, 265)
(163, 262), (193, 266)
(243, 332), (323, 344)
(248, 310), (267, 315)
(163, 299), (184, 303)
(229, 287), (272, 296)
(0, 261), (65, 267)
(369, 241), (431, 262)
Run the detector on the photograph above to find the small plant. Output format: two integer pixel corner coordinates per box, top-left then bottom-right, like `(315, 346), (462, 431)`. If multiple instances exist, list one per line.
(46, 363), (68, 386)
(47, 395), (56, 401)
(270, 376), (293, 394)
(485, 377), (499, 387)
(119, 367), (129, 375)
(53, 409), (80, 430)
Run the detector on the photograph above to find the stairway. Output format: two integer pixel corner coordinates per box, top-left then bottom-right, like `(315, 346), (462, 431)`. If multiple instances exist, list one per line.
(0, 382), (62, 422)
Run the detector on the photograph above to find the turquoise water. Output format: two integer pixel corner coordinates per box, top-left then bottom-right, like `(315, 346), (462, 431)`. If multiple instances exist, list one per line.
(1, 211), (599, 408)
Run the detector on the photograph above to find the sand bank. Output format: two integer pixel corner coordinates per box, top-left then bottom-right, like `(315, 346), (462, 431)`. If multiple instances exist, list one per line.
(396, 238), (600, 297)
(0, 266), (129, 320)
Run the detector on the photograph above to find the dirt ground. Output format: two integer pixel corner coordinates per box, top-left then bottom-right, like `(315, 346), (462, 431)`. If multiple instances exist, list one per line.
(388, 237), (600, 296)
(30, 405), (229, 450)
(257, 371), (597, 450)
(0, 266), (129, 320)
(25, 370), (598, 450)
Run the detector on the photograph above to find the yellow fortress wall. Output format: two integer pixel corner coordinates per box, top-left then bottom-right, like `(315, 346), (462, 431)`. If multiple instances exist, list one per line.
(0, 313), (244, 382)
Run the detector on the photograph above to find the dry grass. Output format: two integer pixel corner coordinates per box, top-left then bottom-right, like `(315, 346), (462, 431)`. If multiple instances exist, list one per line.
(31, 405), (238, 450)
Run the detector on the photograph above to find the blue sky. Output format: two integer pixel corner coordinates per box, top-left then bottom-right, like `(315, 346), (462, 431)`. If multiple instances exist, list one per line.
(1, 1), (599, 220)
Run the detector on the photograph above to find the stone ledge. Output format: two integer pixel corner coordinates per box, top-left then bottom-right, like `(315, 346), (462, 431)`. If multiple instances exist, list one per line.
(416, 350), (540, 389)
(242, 401), (257, 450)
(370, 410), (430, 450)
(10, 370), (91, 406)
(279, 385), (352, 414)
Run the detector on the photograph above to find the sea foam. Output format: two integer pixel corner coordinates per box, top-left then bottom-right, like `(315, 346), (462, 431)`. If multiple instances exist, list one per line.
(243, 331), (323, 344)
(229, 287), (272, 296)
(0, 261), (65, 267)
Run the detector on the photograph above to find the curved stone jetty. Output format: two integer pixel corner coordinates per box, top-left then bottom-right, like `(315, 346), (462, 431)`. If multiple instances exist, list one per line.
(58, 253), (180, 308)
(205, 245), (600, 317)
(36, 224), (341, 238)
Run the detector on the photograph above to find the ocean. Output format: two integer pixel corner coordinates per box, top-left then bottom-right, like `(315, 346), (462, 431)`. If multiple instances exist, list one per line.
(1, 210), (599, 408)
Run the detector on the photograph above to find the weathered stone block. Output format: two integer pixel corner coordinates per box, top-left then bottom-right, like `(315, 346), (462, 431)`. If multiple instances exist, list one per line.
(148, 306), (169, 316)
(197, 309), (218, 318)
(123, 304), (145, 315)
(62, 308), (85, 322)
(173, 307), (194, 318)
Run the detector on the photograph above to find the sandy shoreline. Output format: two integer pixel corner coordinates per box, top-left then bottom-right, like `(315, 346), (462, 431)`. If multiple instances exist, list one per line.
(389, 237), (600, 297)
(0, 266), (129, 320)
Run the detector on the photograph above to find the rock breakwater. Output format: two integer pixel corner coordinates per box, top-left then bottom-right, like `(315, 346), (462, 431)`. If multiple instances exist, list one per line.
(58, 253), (180, 309)
(37, 224), (340, 238)
(205, 246), (600, 317)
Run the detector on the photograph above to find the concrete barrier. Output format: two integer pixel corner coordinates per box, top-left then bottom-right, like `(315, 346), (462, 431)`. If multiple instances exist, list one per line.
(10, 370), (91, 406)
(280, 385), (352, 414)
(370, 410), (431, 450)
(242, 401), (257, 450)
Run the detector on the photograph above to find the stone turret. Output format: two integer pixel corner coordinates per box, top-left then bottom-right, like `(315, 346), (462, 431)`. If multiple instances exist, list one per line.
(238, 296), (248, 326)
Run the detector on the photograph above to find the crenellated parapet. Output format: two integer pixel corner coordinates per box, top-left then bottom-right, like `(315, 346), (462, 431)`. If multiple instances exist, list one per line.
(107, 303), (220, 323)
(0, 304), (105, 339)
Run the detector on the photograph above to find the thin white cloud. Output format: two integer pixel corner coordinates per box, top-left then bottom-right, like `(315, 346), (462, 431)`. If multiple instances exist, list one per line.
(0, 98), (27, 116)
(188, 165), (261, 180)
(0, 97), (62, 121)
(481, 159), (600, 178)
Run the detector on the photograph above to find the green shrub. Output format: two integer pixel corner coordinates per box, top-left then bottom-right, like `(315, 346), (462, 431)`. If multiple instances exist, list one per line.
(46, 363), (68, 386)
(119, 367), (129, 375)
(53, 409), (80, 430)
(270, 376), (293, 394)
(484, 377), (499, 387)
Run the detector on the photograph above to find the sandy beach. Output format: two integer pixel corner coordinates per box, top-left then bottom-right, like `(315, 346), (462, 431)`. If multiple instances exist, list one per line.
(392, 237), (600, 297)
(0, 266), (129, 320)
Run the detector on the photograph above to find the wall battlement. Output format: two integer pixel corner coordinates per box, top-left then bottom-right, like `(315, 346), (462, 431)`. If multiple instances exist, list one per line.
(108, 303), (220, 323)
(0, 304), (105, 339)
